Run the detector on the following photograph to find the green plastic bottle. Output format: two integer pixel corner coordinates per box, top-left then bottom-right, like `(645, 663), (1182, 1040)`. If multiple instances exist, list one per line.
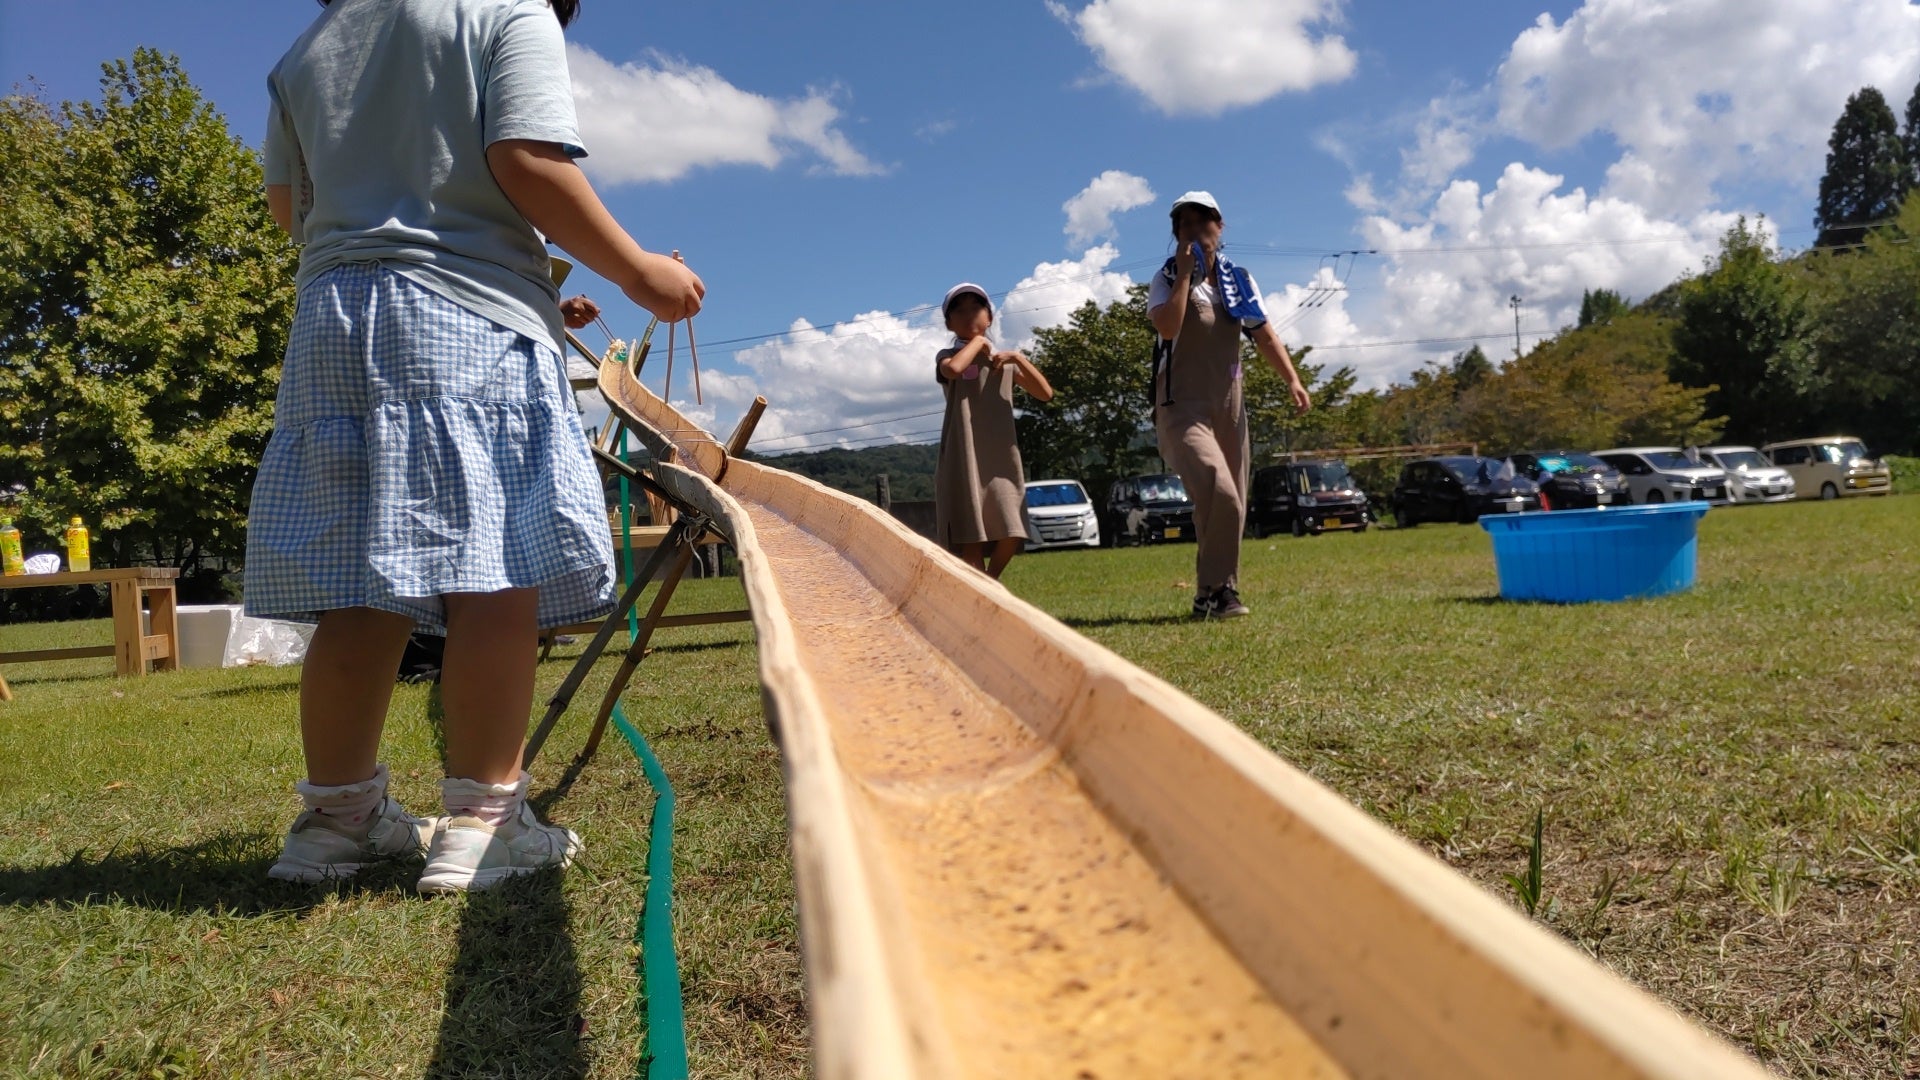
(0, 517), (24, 577)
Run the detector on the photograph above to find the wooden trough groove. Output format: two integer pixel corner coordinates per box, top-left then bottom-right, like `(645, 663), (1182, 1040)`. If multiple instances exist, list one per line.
(597, 357), (1769, 1079)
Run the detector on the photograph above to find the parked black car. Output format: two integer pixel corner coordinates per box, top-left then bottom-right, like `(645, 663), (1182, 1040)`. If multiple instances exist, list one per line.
(1509, 451), (1632, 510)
(1105, 474), (1195, 546)
(1391, 456), (1541, 525)
(1247, 459), (1373, 538)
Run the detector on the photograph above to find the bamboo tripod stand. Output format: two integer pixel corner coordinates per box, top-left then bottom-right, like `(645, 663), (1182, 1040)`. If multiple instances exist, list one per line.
(522, 325), (765, 770)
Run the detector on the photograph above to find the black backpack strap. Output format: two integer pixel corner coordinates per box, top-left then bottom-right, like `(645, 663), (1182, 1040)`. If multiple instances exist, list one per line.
(1151, 256), (1180, 411)
(1151, 336), (1175, 409)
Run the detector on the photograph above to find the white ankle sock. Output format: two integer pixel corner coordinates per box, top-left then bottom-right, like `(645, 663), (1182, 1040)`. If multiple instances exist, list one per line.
(441, 771), (529, 828)
(297, 763), (389, 829)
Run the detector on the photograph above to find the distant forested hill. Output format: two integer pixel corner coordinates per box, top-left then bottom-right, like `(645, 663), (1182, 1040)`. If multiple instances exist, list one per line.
(744, 443), (939, 502)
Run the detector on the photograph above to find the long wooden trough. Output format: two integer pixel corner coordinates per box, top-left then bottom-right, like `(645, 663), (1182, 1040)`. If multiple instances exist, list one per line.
(597, 356), (1770, 1079)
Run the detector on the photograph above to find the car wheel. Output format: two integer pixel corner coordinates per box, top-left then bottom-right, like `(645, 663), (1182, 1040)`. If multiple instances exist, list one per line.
(1250, 519), (1267, 539)
(1356, 522), (1369, 533)
(1646, 489), (1665, 504)
(1395, 504), (1416, 528)
(1821, 482), (1839, 500)
(1291, 517), (1306, 539)
(1456, 502), (1475, 525)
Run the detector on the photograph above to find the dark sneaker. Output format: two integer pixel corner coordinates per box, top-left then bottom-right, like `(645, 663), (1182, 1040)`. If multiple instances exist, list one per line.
(1191, 586), (1251, 620)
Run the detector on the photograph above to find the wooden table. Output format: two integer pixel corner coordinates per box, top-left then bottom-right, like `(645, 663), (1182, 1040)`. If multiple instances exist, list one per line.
(0, 568), (181, 696)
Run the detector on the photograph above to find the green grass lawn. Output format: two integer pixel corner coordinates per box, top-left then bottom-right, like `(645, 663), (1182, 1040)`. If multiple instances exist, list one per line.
(4, 495), (1919, 1078)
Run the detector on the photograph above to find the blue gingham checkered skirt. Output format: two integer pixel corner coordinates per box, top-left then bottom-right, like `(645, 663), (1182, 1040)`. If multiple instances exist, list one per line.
(244, 263), (616, 632)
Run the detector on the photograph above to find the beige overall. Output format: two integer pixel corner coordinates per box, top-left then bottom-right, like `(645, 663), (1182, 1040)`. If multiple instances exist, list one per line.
(934, 350), (1029, 547)
(1154, 287), (1249, 593)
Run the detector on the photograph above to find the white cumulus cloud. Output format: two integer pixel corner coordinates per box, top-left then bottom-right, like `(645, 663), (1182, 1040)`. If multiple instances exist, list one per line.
(1050, 0), (1357, 115)
(567, 44), (884, 185)
(1063, 171), (1157, 250)
(1496, 0), (1920, 215)
(1334, 163), (1747, 385)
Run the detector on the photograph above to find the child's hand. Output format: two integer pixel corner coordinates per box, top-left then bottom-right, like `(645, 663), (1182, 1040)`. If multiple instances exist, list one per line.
(990, 350), (1021, 370)
(624, 253), (705, 322)
(558, 295), (600, 329)
(1174, 241), (1198, 281)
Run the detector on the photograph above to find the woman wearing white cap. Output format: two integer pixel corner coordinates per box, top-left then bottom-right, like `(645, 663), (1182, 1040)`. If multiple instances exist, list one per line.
(1149, 191), (1310, 618)
(934, 283), (1055, 578)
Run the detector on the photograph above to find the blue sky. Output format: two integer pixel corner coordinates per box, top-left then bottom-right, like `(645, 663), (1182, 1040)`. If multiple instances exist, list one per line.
(5, 0), (1918, 450)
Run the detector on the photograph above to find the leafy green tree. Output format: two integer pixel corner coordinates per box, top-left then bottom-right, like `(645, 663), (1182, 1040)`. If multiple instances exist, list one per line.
(1903, 79), (1920, 192)
(1450, 344), (1494, 389)
(1803, 193), (1920, 454)
(1670, 217), (1816, 444)
(1016, 286), (1157, 498)
(0, 50), (296, 575)
(1577, 288), (1630, 329)
(1242, 347), (1368, 462)
(1815, 88), (1906, 249)
(1454, 311), (1721, 453)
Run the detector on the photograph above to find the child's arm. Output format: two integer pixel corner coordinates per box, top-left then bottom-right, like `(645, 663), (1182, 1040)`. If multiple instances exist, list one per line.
(1249, 323), (1311, 412)
(487, 139), (704, 321)
(266, 185), (294, 235)
(994, 351), (1054, 403)
(937, 336), (994, 381)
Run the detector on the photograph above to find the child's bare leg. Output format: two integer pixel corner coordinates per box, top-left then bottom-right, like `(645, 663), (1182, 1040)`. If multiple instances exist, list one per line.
(986, 537), (1023, 579)
(955, 542), (988, 571)
(439, 588), (541, 784)
(300, 607), (416, 785)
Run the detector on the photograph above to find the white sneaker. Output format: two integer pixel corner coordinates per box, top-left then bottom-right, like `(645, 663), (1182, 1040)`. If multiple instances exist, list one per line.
(267, 796), (436, 883)
(417, 801), (582, 894)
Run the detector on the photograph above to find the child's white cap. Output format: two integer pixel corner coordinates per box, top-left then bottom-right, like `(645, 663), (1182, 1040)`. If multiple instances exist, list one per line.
(1170, 190), (1222, 218)
(942, 282), (993, 320)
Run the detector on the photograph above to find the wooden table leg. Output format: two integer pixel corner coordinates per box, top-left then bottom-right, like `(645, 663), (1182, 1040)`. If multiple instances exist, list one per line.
(110, 579), (143, 676)
(147, 584), (179, 672)
(0, 670), (11, 702)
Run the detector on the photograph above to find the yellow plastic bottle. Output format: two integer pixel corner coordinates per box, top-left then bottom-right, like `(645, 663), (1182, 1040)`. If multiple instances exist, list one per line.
(64, 516), (91, 573)
(0, 517), (24, 577)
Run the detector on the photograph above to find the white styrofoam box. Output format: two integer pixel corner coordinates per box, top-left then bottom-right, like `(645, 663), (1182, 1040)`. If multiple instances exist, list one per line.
(176, 604), (242, 669)
(167, 604), (312, 668)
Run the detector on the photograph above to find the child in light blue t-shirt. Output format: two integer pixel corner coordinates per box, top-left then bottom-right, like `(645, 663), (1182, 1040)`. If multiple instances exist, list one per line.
(251, 0), (704, 893)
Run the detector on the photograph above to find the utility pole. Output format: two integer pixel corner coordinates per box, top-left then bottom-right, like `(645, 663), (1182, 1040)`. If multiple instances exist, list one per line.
(1509, 295), (1523, 359)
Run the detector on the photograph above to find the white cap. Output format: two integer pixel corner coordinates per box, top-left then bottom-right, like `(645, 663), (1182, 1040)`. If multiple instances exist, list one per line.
(942, 282), (994, 321)
(1169, 190), (1222, 217)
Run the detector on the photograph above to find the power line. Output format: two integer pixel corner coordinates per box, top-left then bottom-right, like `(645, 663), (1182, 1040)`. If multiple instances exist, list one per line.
(1311, 329), (1553, 352)
(752, 408), (943, 447)
(762, 426), (944, 455)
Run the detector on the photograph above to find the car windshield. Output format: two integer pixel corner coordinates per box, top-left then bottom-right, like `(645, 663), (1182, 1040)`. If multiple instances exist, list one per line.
(1294, 463), (1356, 493)
(1817, 441), (1872, 464)
(1712, 450), (1769, 471)
(1453, 459), (1520, 485)
(1025, 482), (1088, 507)
(1137, 476), (1190, 502)
(1532, 452), (1607, 475)
(1644, 451), (1699, 470)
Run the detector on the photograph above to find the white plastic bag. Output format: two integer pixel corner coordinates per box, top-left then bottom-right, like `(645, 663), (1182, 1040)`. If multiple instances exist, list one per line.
(22, 553), (60, 574)
(227, 615), (312, 667)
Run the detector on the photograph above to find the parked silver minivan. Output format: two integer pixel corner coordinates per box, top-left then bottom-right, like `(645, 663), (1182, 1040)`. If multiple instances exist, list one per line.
(1697, 445), (1795, 504)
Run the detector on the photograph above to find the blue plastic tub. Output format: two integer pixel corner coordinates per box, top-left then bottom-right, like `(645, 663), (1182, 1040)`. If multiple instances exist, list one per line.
(1478, 502), (1710, 603)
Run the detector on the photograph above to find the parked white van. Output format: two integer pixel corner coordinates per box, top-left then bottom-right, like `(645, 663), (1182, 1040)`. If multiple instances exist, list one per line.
(1697, 445), (1796, 504)
(1592, 447), (1730, 505)
(1760, 436), (1893, 500)
(1023, 479), (1100, 550)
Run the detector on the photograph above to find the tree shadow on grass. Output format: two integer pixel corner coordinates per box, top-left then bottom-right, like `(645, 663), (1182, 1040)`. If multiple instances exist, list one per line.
(0, 830), (419, 917)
